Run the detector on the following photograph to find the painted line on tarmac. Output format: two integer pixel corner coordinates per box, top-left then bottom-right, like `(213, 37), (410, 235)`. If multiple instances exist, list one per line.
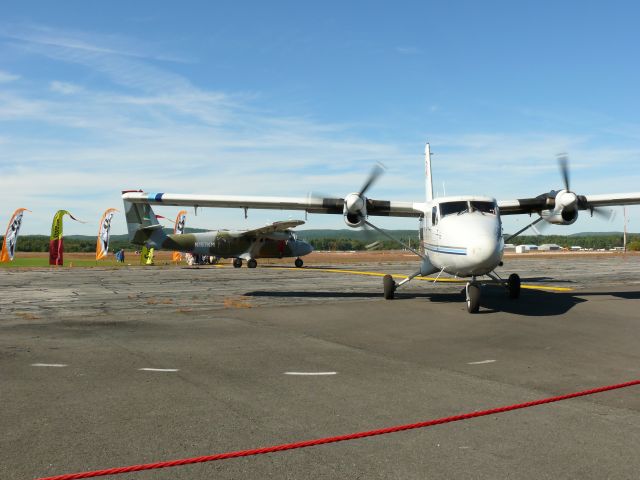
(467, 360), (496, 365)
(284, 371), (337, 376)
(138, 368), (180, 372)
(31, 363), (68, 368)
(520, 285), (573, 292)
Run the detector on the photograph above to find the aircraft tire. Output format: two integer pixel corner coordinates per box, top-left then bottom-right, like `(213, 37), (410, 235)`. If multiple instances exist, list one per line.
(233, 258), (242, 268)
(295, 258), (303, 268)
(383, 274), (395, 300)
(247, 259), (258, 268)
(466, 283), (481, 313)
(508, 273), (521, 299)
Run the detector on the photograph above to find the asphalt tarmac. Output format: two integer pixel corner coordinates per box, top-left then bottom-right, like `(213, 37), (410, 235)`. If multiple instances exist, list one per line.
(1, 256), (640, 479)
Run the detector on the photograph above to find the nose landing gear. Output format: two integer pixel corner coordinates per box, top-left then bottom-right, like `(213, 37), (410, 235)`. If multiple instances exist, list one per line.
(294, 258), (304, 268)
(465, 280), (481, 313)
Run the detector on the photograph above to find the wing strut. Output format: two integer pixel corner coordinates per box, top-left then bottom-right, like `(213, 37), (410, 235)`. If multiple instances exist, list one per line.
(364, 220), (427, 261)
(504, 217), (545, 243)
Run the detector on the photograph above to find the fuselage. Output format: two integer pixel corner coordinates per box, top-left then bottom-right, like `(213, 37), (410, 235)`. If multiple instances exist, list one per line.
(161, 230), (313, 260)
(422, 195), (503, 277)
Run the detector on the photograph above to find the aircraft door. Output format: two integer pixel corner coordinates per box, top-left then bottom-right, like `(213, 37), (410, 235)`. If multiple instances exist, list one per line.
(429, 205), (439, 249)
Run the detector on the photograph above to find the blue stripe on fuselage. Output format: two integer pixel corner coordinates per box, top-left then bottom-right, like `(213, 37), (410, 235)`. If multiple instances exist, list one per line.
(425, 244), (467, 256)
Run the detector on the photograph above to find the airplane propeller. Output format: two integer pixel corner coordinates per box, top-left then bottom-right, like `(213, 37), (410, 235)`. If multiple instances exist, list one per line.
(507, 154), (614, 241)
(357, 163), (386, 248)
(552, 154), (613, 219)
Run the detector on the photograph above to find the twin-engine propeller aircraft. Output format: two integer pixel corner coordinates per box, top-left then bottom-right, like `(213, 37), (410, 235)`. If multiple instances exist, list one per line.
(123, 199), (313, 268)
(122, 144), (640, 312)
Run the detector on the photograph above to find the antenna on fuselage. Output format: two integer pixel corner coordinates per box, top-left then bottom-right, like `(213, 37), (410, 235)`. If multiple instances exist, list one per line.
(425, 142), (434, 202)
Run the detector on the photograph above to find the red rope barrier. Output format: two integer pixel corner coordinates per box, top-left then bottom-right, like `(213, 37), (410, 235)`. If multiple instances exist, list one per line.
(35, 379), (640, 480)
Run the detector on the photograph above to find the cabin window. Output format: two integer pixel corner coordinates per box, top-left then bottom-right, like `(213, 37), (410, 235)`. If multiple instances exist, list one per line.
(470, 201), (496, 214)
(431, 206), (438, 225)
(439, 201), (468, 217)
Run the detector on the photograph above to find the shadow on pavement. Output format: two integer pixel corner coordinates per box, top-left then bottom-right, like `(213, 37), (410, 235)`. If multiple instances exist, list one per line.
(245, 287), (640, 317)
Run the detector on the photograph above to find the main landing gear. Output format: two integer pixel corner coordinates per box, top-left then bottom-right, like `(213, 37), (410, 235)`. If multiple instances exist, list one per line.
(233, 258), (257, 268)
(382, 271), (521, 314)
(294, 258), (304, 268)
(383, 274), (396, 299)
(382, 269), (422, 300)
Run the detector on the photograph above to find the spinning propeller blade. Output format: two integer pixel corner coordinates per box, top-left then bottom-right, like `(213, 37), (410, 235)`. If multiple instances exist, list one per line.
(359, 163), (385, 196)
(558, 153), (570, 192)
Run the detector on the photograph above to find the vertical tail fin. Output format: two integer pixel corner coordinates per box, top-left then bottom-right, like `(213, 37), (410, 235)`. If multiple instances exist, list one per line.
(123, 199), (167, 247)
(425, 142), (434, 202)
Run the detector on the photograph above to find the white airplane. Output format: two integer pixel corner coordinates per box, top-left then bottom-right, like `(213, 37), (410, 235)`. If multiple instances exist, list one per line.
(122, 144), (640, 313)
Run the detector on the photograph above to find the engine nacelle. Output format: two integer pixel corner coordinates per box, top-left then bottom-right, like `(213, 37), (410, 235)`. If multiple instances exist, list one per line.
(554, 189), (578, 210)
(541, 208), (578, 225)
(541, 189), (579, 225)
(343, 192), (367, 228)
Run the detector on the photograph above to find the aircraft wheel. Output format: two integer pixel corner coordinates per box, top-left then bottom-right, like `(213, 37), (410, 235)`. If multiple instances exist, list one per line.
(233, 258), (242, 268)
(508, 273), (521, 299)
(247, 259), (258, 269)
(383, 274), (396, 300)
(466, 283), (481, 313)
(295, 258), (303, 268)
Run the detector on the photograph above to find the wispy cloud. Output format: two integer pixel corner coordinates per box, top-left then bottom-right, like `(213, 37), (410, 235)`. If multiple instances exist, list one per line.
(396, 46), (421, 55)
(0, 69), (20, 83)
(0, 22), (190, 63)
(49, 81), (83, 95)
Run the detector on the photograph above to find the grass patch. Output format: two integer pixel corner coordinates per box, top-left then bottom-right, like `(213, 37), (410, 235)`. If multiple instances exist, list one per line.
(0, 258), (125, 268)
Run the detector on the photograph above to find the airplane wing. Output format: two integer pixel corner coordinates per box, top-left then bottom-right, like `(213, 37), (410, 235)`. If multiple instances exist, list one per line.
(498, 192), (640, 215)
(244, 220), (305, 236)
(121, 191), (424, 218)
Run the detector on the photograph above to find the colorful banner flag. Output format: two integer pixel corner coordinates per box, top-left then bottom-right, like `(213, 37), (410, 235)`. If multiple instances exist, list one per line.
(1, 208), (29, 262)
(140, 246), (155, 265)
(172, 210), (187, 262)
(96, 208), (118, 261)
(49, 210), (81, 266)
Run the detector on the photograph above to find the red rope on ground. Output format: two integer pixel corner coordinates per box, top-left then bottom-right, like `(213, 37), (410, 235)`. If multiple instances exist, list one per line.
(35, 379), (640, 480)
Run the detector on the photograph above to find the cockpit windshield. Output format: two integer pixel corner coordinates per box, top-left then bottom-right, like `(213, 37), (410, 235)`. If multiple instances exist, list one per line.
(439, 200), (497, 218)
(470, 201), (496, 215)
(289, 232), (298, 241)
(439, 201), (468, 217)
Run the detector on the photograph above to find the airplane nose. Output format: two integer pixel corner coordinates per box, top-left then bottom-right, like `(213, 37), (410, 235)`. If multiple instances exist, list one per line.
(468, 235), (498, 264)
(295, 241), (313, 256)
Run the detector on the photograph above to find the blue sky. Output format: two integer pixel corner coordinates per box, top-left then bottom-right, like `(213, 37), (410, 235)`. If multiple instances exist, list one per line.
(2, 1), (640, 236)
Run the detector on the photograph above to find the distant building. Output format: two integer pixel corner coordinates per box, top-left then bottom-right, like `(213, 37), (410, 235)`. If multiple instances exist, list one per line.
(539, 244), (562, 251)
(515, 244), (538, 253)
(570, 246), (582, 251)
(504, 243), (516, 252)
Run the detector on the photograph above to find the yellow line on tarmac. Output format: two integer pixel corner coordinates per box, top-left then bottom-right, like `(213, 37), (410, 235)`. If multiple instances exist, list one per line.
(290, 266), (574, 292)
(521, 285), (573, 292)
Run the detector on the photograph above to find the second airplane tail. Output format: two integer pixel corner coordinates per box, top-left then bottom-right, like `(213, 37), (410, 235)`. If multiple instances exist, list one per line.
(123, 198), (168, 247)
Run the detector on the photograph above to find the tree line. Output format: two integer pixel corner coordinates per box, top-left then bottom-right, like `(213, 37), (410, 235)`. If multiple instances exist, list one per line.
(2, 233), (640, 252)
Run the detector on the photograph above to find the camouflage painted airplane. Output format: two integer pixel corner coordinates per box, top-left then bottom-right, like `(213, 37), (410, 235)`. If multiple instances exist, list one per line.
(124, 200), (313, 268)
